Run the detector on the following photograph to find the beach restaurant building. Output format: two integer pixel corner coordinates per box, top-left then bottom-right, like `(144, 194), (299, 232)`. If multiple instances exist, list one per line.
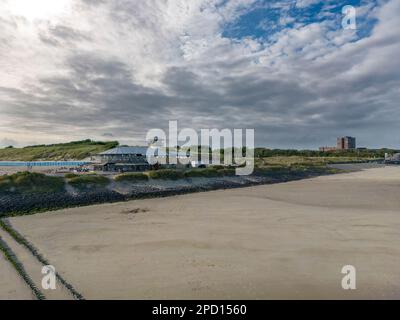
(93, 146), (150, 172)
(93, 146), (191, 172)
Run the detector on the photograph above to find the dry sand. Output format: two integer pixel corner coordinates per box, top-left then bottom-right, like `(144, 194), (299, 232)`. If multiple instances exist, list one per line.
(1, 167), (50, 176)
(5, 166), (400, 299)
(0, 166), (76, 176)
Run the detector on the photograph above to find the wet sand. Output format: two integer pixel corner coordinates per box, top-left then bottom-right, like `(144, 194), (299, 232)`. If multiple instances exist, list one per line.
(5, 166), (400, 299)
(0, 247), (33, 300)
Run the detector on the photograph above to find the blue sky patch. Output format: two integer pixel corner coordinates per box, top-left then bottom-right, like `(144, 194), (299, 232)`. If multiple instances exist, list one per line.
(221, 0), (380, 44)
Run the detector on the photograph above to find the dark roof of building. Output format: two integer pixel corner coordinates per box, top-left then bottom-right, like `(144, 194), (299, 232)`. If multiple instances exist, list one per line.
(99, 146), (148, 155)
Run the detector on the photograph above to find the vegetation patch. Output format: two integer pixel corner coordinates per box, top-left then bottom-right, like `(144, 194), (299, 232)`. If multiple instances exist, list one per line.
(0, 172), (65, 194)
(0, 139), (118, 161)
(254, 148), (393, 159)
(184, 167), (236, 178)
(147, 169), (184, 180)
(217, 168), (237, 176)
(64, 173), (79, 179)
(184, 168), (221, 178)
(255, 156), (375, 168)
(67, 175), (110, 190)
(114, 172), (149, 182)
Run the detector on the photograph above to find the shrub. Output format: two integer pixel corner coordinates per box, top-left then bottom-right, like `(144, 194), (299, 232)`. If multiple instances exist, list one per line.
(217, 168), (236, 176)
(147, 169), (184, 180)
(64, 173), (79, 179)
(0, 172), (65, 194)
(67, 175), (110, 189)
(184, 167), (237, 178)
(114, 172), (149, 182)
(184, 168), (221, 178)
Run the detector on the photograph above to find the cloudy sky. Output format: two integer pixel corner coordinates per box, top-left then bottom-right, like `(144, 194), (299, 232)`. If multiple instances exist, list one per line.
(0, 0), (399, 149)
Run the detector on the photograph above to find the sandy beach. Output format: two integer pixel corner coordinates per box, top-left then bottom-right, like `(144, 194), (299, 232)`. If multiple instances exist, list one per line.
(3, 166), (400, 299)
(0, 166), (67, 176)
(0, 252), (33, 300)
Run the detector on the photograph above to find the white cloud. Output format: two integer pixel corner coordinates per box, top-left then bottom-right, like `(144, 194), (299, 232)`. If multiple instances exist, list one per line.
(0, 0), (399, 148)
(0, 138), (18, 148)
(295, 0), (320, 9)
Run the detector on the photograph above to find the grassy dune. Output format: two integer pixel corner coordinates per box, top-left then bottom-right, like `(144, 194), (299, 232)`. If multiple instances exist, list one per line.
(0, 172), (111, 194)
(0, 140), (118, 161)
(114, 172), (149, 182)
(66, 175), (110, 190)
(255, 156), (377, 168)
(0, 172), (65, 194)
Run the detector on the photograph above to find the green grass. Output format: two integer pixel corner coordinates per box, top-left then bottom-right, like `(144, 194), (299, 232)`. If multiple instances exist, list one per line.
(145, 167), (238, 180)
(114, 168), (238, 182)
(114, 172), (149, 182)
(254, 148), (393, 158)
(255, 156), (375, 168)
(0, 139), (118, 161)
(249, 155), (379, 178)
(184, 167), (236, 178)
(64, 173), (79, 179)
(216, 168), (237, 176)
(67, 175), (110, 189)
(147, 169), (185, 180)
(0, 172), (65, 194)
